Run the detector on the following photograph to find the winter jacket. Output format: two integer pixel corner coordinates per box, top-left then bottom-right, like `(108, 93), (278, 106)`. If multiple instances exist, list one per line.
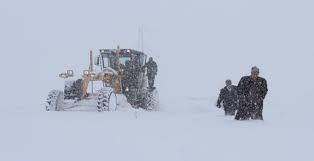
(145, 61), (158, 77)
(217, 85), (238, 108)
(237, 76), (268, 101)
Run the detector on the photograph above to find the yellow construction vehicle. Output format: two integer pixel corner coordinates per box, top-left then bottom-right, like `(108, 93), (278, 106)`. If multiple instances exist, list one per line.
(46, 46), (158, 112)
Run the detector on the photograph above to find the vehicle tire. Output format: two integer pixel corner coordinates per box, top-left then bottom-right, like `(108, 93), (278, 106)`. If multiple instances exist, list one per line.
(144, 88), (159, 110)
(46, 90), (64, 111)
(97, 87), (117, 112)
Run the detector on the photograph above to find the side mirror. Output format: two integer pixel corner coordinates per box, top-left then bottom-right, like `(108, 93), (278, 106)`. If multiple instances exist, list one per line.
(94, 56), (100, 66)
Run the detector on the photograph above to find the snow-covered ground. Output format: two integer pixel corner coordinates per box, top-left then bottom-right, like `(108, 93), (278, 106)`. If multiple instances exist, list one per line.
(0, 95), (313, 161)
(1, 0), (314, 161)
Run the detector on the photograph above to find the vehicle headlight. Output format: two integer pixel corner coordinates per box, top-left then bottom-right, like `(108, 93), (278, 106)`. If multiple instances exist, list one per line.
(83, 70), (90, 76)
(125, 87), (129, 92)
(67, 70), (74, 77)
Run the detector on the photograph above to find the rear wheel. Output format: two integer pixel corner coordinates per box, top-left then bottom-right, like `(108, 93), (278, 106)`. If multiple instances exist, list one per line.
(144, 88), (159, 110)
(46, 90), (64, 111)
(97, 87), (117, 112)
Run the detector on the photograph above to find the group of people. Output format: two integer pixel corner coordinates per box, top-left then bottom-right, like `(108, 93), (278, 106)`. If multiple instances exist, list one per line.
(122, 58), (268, 120)
(122, 57), (158, 91)
(216, 66), (268, 120)
(121, 57), (268, 121)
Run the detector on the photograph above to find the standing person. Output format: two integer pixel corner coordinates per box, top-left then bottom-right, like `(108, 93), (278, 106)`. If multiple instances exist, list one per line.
(216, 80), (238, 116)
(235, 66), (268, 120)
(144, 57), (158, 89)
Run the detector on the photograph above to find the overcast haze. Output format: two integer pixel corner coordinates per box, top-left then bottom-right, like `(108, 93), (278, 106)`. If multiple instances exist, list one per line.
(1, 1), (314, 161)
(1, 0), (314, 113)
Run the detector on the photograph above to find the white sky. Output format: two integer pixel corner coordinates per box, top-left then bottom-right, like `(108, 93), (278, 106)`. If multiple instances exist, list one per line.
(0, 0), (313, 108)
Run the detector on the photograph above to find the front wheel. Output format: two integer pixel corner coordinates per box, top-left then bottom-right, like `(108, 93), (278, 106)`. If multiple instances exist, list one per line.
(97, 87), (117, 112)
(46, 90), (64, 111)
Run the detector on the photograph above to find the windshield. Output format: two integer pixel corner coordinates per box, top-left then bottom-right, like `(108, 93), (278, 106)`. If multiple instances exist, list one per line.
(102, 55), (132, 68)
(119, 57), (131, 66)
(102, 57), (109, 67)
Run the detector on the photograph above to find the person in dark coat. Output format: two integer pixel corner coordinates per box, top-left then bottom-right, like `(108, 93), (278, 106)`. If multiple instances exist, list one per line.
(144, 57), (158, 89)
(235, 66), (268, 120)
(216, 80), (238, 116)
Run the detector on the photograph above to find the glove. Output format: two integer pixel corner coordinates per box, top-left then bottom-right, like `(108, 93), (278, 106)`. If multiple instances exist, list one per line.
(216, 103), (221, 108)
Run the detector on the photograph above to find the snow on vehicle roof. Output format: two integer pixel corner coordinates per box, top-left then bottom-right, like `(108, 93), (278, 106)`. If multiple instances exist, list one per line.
(99, 49), (145, 55)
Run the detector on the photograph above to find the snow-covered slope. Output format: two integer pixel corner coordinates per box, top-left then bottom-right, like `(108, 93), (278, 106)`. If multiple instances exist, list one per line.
(0, 0), (314, 161)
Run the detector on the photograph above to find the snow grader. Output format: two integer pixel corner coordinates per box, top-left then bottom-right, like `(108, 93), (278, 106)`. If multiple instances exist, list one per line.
(46, 46), (159, 112)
